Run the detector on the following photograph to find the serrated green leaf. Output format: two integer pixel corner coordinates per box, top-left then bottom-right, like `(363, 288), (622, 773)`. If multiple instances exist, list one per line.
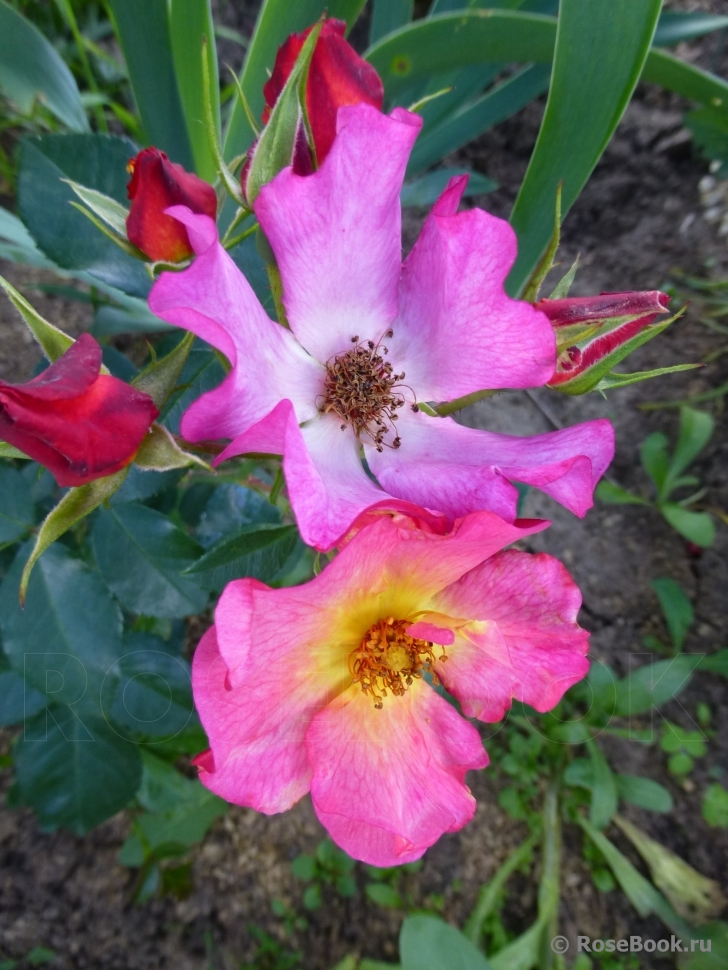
(101, 632), (193, 741)
(0, 0), (89, 131)
(92, 503), (208, 618)
(14, 705), (141, 833)
(660, 504), (715, 548)
(19, 468), (129, 603)
(185, 524), (300, 592)
(0, 463), (36, 545)
(18, 134), (150, 298)
(0, 272), (74, 362)
(0, 541), (124, 697)
(0, 647), (46, 726)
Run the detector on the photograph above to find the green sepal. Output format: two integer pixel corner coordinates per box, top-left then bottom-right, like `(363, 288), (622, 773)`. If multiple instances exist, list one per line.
(551, 309), (685, 396)
(131, 332), (194, 409)
(0, 272), (73, 362)
(0, 442), (31, 460)
(19, 467), (129, 604)
(596, 363), (701, 392)
(521, 182), (562, 303)
(134, 424), (210, 471)
(245, 22), (322, 205)
(69, 201), (147, 260)
(548, 255), (580, 299)
(63, 178), (129, 235)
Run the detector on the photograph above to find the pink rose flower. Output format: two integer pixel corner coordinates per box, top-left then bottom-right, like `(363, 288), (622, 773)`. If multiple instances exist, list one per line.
(150, 104), (614, 550)
(191, 512), (589, 866)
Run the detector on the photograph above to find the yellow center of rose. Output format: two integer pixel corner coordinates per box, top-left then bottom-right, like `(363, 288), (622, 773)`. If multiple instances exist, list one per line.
(319, 332), (417, 453)
(349, 616), (448, 708)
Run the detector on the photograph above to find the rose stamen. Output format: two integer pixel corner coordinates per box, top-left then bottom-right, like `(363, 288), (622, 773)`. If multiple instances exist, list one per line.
(349, 616), (448, 709)
(318, 332), (414, 451)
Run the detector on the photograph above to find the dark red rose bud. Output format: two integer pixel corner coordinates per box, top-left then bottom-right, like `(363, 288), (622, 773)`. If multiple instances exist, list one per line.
(263, 18), (384, 172)
(0, 334), (158, 487)
(126, 147), (217, 262)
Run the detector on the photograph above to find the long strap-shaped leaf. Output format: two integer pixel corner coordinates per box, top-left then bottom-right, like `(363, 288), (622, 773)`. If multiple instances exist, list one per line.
(223, 0), (367, 162)
(508, 0), (662, 292)
(369, 0), (413, 47)
(107, 0), (194, 169)
(407, 64), (550, 177)
(367, 11), (728, 123)
(168, 0), (220, 182)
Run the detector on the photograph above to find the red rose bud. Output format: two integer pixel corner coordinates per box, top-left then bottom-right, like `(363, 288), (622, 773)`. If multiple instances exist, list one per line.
(535, 291), (671, 394)
(262, 18), (384, 172)
(126, 148), (217, 262)
(0, 334), (158, 487)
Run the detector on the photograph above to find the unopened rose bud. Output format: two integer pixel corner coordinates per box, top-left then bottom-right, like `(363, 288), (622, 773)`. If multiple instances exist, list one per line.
(261, 18), (384, 174)
(126, 148), (217, 262)
(535, 291), (671, 394)
(0, 334), (158, 486)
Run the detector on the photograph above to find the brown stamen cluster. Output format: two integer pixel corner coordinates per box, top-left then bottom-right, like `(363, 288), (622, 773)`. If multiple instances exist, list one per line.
(319, 332), (415, 451)
(349, 617), (447, 709)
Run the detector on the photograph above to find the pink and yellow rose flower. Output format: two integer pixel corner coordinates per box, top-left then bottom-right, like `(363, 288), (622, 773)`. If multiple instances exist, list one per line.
(192, 511), (589, 866)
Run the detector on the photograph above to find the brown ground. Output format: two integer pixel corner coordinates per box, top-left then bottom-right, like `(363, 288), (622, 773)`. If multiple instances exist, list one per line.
(1, 2), (728, 968)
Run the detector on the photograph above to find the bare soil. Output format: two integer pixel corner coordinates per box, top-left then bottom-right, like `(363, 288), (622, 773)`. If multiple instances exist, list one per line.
(1, 2), (727, 968)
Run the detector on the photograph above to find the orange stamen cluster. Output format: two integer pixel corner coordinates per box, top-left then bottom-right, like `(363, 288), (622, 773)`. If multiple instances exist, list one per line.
(320, 332), (416, 452)
(349, 617), (447, 709)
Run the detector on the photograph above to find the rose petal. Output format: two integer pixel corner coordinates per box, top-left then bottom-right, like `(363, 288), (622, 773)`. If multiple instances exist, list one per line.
(255, 104), (422, 363)
(307, 681), (488, 865)
(432, 550), (590, 721)
(391, 176), (555, 399)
